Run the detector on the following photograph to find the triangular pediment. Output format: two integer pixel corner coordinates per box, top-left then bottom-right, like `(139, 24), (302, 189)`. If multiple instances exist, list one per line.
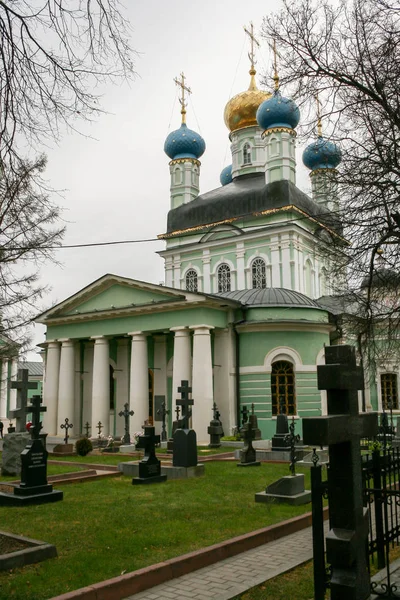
(36, 274), (195, 321)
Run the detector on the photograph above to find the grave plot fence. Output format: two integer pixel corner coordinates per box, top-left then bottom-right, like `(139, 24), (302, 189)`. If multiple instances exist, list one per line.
(311, 445), (400, 600)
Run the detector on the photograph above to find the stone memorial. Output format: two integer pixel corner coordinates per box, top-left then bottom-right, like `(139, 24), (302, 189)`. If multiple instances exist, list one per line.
(132, 426), (166, 485)
(302, 345), (378, 600)
(1, 432), (30, 476)
(9, 369), (38, 432)
(207, 402), (224, 448)
(256, 417), (311, 504)
(238, 419), (260, 467)
(271, 397), (291, 451)
(0, 395), (63, 505)
(173, 381), (198, 468)
(167, 405), (181, 454)
(248, 403), (262, 440)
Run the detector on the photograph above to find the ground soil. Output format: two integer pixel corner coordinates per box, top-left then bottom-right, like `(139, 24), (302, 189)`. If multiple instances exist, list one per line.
(0, 534), (32, 555)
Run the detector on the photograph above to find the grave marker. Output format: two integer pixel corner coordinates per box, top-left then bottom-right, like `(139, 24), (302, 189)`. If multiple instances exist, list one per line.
(60, 418), (73, 444)
(118, 403), (134, 444)
(133, 426), (166, 485)
(303, 345), (378, 600)
(173, 380), (197, 468)
(9, 369), (38, 432)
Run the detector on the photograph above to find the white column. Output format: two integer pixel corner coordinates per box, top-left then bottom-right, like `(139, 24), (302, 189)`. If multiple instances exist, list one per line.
(9, 358), (18, 413)
(0, 359), (8, 418)
(236, 243), (245, 289)
(281, 237), (291, 289)
(171, 327), (192, 412)
(165, 257), (173, 287)
(43, 341), (61, 435)
(58, 339), (76, 432)
(173, 255), (181, 289)
(154, 335), (167, 437)
(270, 236), (281, 287)
(82, 342), (94, 436)
(91, 336), (110, 437)
(202, 251), (211, 293)
(129, 332), (149, 433)
(115, 338), (130, 438)
(190, 325), (214, 444)
(213, 328), (236, 436)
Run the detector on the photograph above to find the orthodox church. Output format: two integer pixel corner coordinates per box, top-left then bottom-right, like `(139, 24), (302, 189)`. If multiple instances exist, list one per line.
(33, 35), (386, 443)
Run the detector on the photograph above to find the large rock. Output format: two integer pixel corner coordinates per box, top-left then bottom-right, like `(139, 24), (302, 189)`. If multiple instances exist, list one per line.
(2, 433), (30, 476)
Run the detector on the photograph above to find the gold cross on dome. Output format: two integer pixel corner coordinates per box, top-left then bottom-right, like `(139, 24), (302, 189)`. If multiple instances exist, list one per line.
(244, 22), (260, 70)
(174, 72), (192, 124)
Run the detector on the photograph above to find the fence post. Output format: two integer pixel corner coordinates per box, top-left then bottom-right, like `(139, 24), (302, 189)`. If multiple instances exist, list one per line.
(372, 448), (386, 569)
(311, 461), (326, 600)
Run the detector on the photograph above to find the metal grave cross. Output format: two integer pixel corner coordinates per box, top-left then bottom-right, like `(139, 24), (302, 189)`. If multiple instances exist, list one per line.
(157, 400), (169, 442)
(60, 418), (73, 444)
(302, 345), (378, 600)
(28, 394), (46, 440)
(119, 403), (134, 444)
(176, 380), (194, 429)
(84, 422), (91, 438)
(97, 421), (103, 438)
(284, 416), (300, 476)
(9, 369), (38, 432)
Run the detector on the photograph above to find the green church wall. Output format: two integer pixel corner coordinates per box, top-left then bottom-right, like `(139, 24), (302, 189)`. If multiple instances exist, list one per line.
(109, 339), (118, 364)
(245, 307), (328, 323)
(239, 330), (330, 367)
(46, 307), (229, 340)
(64, 284), (176, 315)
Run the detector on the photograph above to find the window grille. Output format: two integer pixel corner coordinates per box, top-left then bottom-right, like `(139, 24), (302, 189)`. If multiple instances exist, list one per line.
(217, 263), (231, 292)
(381, 373), (398, 410)
(252, 257), (267, 288)
(271, 361), (296, 415)
(185, 269), (198, 292)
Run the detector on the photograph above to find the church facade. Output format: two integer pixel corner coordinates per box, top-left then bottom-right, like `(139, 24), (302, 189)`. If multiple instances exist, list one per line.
(35, 53), (383, 443)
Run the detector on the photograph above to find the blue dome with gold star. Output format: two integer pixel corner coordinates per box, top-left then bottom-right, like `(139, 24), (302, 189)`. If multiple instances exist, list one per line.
(220, 164), (233, 186)
(256, 91), (300, 131)
(164, 123), (205, 160)
(303, 136), (342, 171)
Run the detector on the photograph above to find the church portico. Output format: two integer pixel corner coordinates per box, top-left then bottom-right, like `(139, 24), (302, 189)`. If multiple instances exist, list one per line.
(57, 339), (75, 430)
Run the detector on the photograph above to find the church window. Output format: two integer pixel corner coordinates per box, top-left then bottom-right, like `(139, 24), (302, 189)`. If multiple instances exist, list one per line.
(174, 168), (182, 184)
(381, 373), (398, 410)
(185, 269), (198, 292)
(271, 361), (296, 416)
(243, 143), (251, 165)
(252, 257), (267, 289)
(217, 263), (231, 292)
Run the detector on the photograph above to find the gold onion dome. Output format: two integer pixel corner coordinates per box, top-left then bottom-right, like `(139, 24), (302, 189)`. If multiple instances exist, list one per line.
(224, 68), (271, 133)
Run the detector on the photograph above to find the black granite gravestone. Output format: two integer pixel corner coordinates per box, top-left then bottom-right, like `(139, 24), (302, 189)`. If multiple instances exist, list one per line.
(118, 403), (134, 444)
(173, 381), (197, 468)
(207, 402), (224, 448)
(9, 369), (38, 432)
(238, 421), (260, 467)
(167, 405), (181, 454)
(133, 426), (166, 485)
(303, 345), (378, 600)
(271, 399), (290, 451)
(0, 395), (63, 505)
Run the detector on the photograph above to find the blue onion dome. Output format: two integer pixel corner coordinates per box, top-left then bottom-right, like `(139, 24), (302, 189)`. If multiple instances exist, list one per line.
(256, 91), (300, 131)
(220, 164), (233, 186)
(302, 136), (342, 171)
(164, 123), (205, 160)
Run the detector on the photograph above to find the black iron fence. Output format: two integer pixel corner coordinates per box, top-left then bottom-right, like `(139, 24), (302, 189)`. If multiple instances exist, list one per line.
(311, 444), (400, 599)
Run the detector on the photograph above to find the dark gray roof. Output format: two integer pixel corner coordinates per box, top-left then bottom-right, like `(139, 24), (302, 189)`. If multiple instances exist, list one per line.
(361, 268), (400, 289)
(166, 175), (341, 234)
(18, 361), (43, 377)
(214, 288), (324, 309)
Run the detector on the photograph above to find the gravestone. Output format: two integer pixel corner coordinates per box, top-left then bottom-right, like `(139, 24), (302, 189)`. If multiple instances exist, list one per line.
(118, 403), (134, 444)
(9, 369), (38, 432)
(167, 405), (181, 454)
(173, 381), (197, 468)
(302, 345), (378, 600)
(248, 403), (261, 440)
(1, 432), (30, 476)
(156, 398), (169, 442)
(0, 395), (63, 505)
(271, 399), (291, 451)
(133, 426), (166, 485)
(207, 402), (224, 448)
(238, 420), (260, 467)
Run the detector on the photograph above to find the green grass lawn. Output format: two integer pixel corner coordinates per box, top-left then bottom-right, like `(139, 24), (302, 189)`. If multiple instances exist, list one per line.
(0, 463), (85, 483)
(0, 461), (312, 600)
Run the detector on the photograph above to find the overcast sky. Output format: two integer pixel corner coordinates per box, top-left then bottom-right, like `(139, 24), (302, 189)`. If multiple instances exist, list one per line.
(30, 0), (314, 358)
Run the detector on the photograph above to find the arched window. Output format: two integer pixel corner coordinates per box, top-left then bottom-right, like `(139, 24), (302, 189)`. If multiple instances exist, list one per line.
(185, 269), (198, 292)
(381, 373), (398, 410)
(252, 257), (267, 289)
(243, 143), (251, 165)
(174, 168), (182, 184)
(217, 263), (231, 292)
(271, 361), (296, 415)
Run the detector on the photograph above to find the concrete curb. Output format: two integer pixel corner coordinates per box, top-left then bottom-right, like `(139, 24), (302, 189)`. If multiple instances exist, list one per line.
(50, 507), (329, 600)
(0, 531), (57, 571)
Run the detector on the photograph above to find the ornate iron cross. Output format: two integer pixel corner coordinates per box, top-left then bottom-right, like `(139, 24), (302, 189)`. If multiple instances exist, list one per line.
(60, 417), (73, 444)
(84, 422), (91, 438)
(284, 416), (300, 476)
(97, 421), (103, 438)
(118, 403), (134, 444)
(177, 380), (194, 429)
(28, 394), (46, 440)
(157, 400), (169, 442)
